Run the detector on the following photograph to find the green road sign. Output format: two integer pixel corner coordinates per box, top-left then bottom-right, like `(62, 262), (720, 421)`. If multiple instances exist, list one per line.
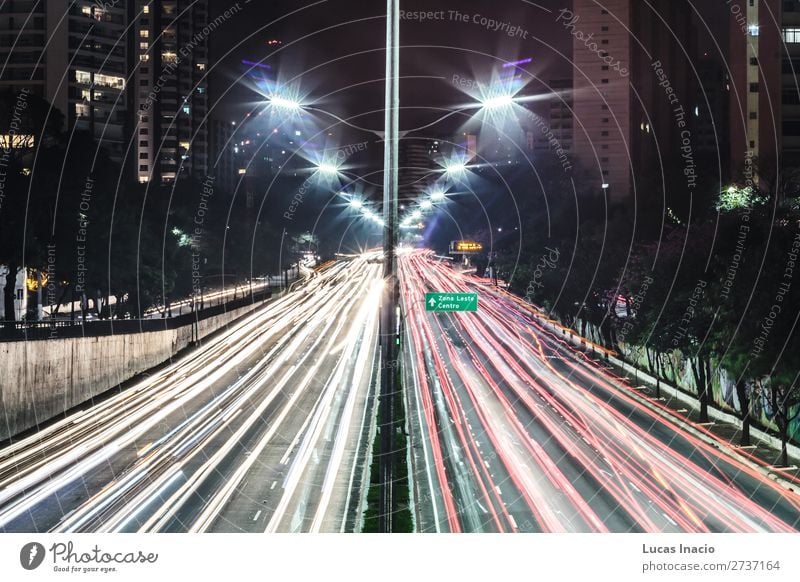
(425, 292), (478, 312)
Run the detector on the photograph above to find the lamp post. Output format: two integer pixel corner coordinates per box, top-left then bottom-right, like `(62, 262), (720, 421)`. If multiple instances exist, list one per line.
(261, 45), (532, 533)
(379, 0), (400, 534)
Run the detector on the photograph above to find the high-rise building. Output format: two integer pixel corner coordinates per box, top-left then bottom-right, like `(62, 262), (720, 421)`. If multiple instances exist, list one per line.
(209, 117), (236, 194)
(134, 0), (209, 184)
(694, 56), (729, 168)
(529, 78), (574, 161)
(727, 0), (800, 192)
(570, 0), (632, 202)
(0, 1), (130, 162)
(570, 0), (696, 206)
(781, 2), (800, 174)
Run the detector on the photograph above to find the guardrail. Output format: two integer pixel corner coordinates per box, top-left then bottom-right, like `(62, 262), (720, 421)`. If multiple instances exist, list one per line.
(0, 289), (272, 342)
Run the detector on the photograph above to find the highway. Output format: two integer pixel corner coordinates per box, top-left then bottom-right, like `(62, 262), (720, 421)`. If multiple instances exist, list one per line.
(400, 251), (800, 533)
(4, 249), (800, 534)
(0, 256), (381, 533)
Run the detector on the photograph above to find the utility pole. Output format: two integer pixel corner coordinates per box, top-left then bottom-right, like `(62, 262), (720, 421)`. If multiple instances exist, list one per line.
(379, 0), (400, 534)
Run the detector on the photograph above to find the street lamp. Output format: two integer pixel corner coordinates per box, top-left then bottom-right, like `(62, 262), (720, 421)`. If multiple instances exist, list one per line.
(480, 94), (515, 110)
(316, 162), (340, 176)
(378, 0), (400, 533)
(257, 29), (542, 533)
(268, 95), (302, 111)
(444, 162), (467, 174)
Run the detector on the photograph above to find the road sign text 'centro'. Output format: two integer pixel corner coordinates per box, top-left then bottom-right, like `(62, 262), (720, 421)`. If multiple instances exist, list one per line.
(425, 292), (478, 312)
(449, 240), (483, 254)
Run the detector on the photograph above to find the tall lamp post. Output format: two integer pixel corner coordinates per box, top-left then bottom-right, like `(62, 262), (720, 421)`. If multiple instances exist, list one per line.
(261, 24), (532, 531)
(379, 0), (400, 534)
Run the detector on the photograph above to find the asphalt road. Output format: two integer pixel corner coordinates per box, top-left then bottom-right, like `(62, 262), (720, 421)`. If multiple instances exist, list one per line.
(401, 251), (800, 533)
(0, 256), (381, 533)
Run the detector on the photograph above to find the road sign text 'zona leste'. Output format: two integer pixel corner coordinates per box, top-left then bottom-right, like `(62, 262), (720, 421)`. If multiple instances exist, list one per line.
(425, 292), (478, 312)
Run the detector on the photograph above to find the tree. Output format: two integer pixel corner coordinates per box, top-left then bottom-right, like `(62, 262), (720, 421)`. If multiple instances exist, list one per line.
(0, 91), (64, 320)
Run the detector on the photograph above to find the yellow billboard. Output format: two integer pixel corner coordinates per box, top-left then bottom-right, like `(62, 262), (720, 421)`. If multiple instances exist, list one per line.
(450, 240), (483, 254)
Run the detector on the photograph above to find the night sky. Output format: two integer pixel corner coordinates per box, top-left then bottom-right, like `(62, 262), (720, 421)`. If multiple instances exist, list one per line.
(207, 1), (727, 122)
(209, 1), (579, 126)
(204, 0), (729, 252)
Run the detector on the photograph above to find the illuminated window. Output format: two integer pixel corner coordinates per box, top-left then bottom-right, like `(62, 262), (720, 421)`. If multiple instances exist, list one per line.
(784, 27), (800, 42)
(140, 30), (149, 38)
(143, 5), (150, 14)
(140, 54), (149, 62)
(0, 134), (34, 148)
(81, 6), (92, 16)
(75, 103), (90, 118)
(75, 70), (92, 84)
(140, 42), (149, 50)
(179, 141), (190, 151)
(748, 24), (759, 36)
(94, 73), (125, 90)
(196, 63), (206, 71)
(162, 52), (178, 64)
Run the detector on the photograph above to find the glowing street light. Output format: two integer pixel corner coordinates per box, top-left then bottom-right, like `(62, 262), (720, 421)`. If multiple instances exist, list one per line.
(481, 94), (515, 110)
(411, 210), (422, 220)
(350, 199), (363, 209)
(420, 200), (433, 210)
(317, 162), (339, 175)
(444, 162), (467, 174)
(268, 95), (302, 111)
(430, 190), (446, 202)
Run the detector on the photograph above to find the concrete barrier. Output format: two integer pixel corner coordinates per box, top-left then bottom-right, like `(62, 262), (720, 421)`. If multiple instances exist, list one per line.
(0, 299), (269, 441)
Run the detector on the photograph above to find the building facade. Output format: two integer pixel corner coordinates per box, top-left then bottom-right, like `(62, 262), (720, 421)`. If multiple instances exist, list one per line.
(0, 1), (130, 162)
(569, 0), (696, 209)
(134, 0), (209, 183)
